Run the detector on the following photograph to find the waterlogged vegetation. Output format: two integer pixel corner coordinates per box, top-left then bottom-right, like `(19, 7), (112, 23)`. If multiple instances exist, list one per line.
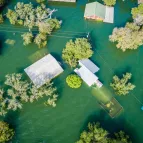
(76, 122), (131, 143)
(0, 73), (58, 116)
(0, 0), (143, 143)
(6, 2), (61, 48)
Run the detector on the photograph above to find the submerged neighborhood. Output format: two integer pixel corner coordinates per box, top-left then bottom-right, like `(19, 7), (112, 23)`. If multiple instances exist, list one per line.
(0, 0), (143, 143)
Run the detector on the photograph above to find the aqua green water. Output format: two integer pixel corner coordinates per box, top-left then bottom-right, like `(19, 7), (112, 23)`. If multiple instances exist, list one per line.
(0, 0), (143, 143)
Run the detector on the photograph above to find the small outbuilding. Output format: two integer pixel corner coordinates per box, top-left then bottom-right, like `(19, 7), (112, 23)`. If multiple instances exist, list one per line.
(24, 54), (64, 88)
(74, 59), (103, 88)
(84, 2), (114, 23)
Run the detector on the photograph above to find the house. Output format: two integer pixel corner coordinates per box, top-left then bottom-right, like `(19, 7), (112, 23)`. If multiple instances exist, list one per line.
(74, 59), (103, 88)
(24, 54), (64, 88)
(84, 2), (114, 23)
(48, 0), (76, 2)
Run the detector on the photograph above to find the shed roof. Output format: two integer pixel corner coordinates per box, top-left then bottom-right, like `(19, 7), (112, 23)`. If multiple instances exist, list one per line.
(79, 59), (99, 73)
(74, 66), (98, 87)
(84, 2), (106, 19)
(24, 54), (63, 88)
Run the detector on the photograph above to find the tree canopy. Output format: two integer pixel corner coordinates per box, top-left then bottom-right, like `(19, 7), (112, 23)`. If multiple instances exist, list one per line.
(0, 0), (5, 6)
(62, 38), (93, 67)
(110, 73), (135, 96)
(109, 22), (143, 52)
(0, 121), (14, 143)
(76, 122), (132, 143)
(102, 0), (116, 6)
(66, 74), (82, 88)
(0, 73), (59, 116)
(6, 2), (61, 48)
(21, 32), (33, 46)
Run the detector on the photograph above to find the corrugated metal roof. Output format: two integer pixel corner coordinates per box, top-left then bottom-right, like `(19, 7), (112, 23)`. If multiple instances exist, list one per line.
(24, 54), (64, 88)
(74, 66), (98, 87)
(79, 59), (99, 73)
(84, 2), (106, 19)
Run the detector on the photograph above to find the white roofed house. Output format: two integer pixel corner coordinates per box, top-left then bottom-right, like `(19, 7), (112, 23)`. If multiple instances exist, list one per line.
(74, 59), (103, 88)
(24, 54), (64, 88)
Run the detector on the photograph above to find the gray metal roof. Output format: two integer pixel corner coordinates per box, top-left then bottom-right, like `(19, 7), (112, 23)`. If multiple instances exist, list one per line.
(24, 54), (64, 88)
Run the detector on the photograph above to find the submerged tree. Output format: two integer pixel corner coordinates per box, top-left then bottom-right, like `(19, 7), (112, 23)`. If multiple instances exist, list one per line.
(0, 14), (3, 24)
(34, 33), (47, 48)
(36, 0), (45, 3)
(0, 0), (5, 6)
(102, 0), (116, 6)
(76, 122), (109, 143)
(62, 38), (93, 67)
(0, 121), (14, 143)
(21, 32), (33, 46)
(110, 73), (135, 96)
(109, 22), (143, 51)
(29, 82), (58, 107)
(5, 73), (29, 101)
(76, 122), (132, 143)
(66, 74), (82, 88)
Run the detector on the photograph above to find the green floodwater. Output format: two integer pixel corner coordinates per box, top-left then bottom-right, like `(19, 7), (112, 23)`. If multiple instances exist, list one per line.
(0, 0), (143, 142)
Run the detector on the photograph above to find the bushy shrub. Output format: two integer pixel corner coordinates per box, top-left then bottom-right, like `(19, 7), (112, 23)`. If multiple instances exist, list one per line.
(0, 121), (14, 143)
(102, 0), (116, 6)
(66, 74), (82, 88)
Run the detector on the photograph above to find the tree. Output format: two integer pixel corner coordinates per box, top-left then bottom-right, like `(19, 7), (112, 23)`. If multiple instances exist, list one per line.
(29, 82), (58, 107)
(34, 33), (47, 48)
(21, 32), (33, 46)
(110, 73), (135, 95)
(102, 0), (116, 6)
(5, 73), (29, 102)
(66, 74), (82, 88)
(0, 14), (3, 24)
(62, 38), (93, 67)
(109, 131), (132, 143)
(76, 122), (109, 143)
(109, 22), (143, 52)
(0, 121), (14, 143)
(131, 4), (143, 20)
(36, 0), (45, 3)
(0, 0), (5, 6)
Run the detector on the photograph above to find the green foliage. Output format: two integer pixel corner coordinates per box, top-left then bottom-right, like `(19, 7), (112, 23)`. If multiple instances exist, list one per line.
(76, 122), (109, 143)
(0, 121), (14, 143)
(62, 38), (93, 67)
(34, 33), (47, 48)
(109, 131), (132, 143)
(102, 0), (116, 6)
(109, 22), (143, 52)
(0, 0), (5, 6)
(131, 4), (143, 19)
(66, 74), (82, 88)
(0, 73), (59, 116)
(5, 39), (15, 45)
(110, 73), (135, 96)
(36, 0), (45, 3)
(0, 14), (3, 24)
(76, 122), (132, 143)
(6, 2), (61, 48)
(21, 32), (33, 46)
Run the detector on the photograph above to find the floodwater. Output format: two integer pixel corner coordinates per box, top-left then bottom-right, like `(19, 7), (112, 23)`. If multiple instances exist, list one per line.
(0, 0), (143, 143)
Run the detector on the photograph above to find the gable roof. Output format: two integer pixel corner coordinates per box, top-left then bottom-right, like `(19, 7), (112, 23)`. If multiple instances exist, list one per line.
(24, 54), (64, 88)
(74, 66), (98, 86)
(84, 2), (106, 19)
(79, 59), (99, 73)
